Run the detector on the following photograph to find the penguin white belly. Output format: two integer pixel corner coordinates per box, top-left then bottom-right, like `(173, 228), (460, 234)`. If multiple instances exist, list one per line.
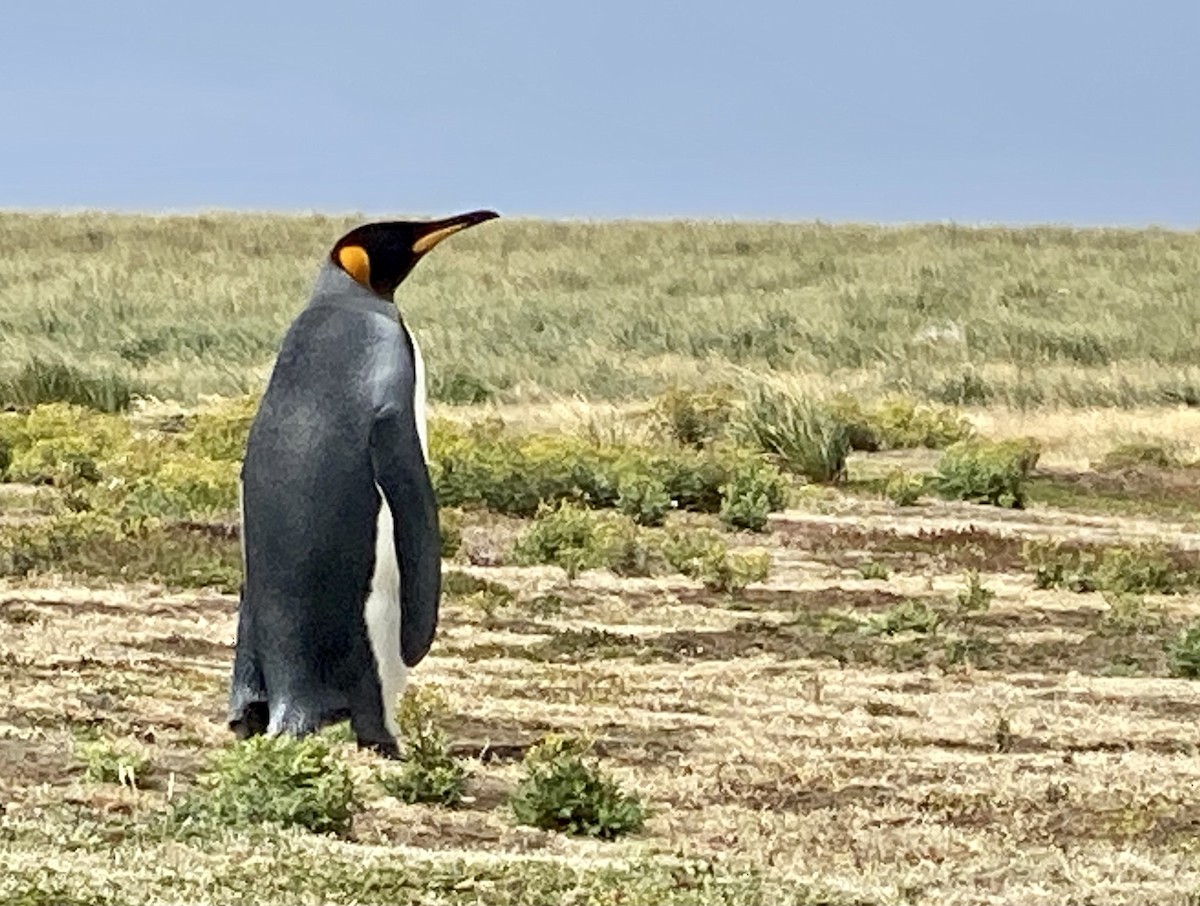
(364, 327), (428, 736)
(364, 488), (407, 736)
(408, 327), (429, 462)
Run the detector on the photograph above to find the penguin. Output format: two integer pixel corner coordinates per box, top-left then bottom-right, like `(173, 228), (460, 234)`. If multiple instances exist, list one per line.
(228, 210), (499, 757)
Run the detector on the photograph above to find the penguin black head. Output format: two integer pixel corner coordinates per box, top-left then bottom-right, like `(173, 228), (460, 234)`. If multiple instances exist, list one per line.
(330, 210), (499, 299)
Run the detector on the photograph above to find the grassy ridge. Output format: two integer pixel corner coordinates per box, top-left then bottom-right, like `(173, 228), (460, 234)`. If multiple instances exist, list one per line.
(2, 213), (1199, 406)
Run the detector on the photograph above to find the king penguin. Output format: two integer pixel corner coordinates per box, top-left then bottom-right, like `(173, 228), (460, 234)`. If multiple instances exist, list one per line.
(229, 210), (499, 757)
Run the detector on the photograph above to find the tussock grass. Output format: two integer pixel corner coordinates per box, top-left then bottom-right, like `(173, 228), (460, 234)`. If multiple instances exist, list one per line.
(3, 213), (1200, 407)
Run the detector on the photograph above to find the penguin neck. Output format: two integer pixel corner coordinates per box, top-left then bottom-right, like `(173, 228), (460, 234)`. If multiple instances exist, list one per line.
(308, 262), (400, 321)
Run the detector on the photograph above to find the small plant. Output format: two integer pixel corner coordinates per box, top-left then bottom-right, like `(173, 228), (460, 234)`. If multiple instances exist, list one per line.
(1095, 544), (1186, 595)
(508, 735), (646, 839)
(856, 560), (890, 580)
(1023, 540), (1099, 592)
(718, 458), (789, 532)
(955, 570), (995, 614)
(738, 388), (850, 483)
(661, 528), (771, 593)
(615, 472), (672, 527)
(76, 737), (151, 788)
(172, 733), (359, 835)
(184, 395), (258, 461)
(1099, 593), (1167, 636)
(656, 384), (736, 448)
(1166, 622), (1200, 678)
(514, 502), (616, 578)
(377, 688), (468, 807)
(830, 395), (974, 452)
(884, 469), (925, 506)
(439, 507), (465, 558)
(1097, 440), (1179, 472)
(866, 599), (942, 635)
(933, 438), (1040, 508)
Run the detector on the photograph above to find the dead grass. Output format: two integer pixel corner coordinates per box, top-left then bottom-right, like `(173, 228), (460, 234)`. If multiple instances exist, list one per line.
(4, 473), (1200, 904)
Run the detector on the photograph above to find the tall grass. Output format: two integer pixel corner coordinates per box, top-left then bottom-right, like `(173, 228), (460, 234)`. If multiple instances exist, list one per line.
(1, 213), (1198, 407)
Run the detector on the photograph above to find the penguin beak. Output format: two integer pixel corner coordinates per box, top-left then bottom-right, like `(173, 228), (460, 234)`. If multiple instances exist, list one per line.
(411, 210), (500, 254)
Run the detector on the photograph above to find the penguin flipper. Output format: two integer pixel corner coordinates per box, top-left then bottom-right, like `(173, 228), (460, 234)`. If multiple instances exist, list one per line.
(369, 409), (440, 667)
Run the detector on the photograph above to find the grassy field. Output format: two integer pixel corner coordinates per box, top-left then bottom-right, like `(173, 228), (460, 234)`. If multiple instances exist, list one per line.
(2, 212), (1200, 407)
(3, 214), (1200, 905)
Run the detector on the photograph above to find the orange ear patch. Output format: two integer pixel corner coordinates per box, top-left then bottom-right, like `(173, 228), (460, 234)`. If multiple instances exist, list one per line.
(337, 245), (371, 287)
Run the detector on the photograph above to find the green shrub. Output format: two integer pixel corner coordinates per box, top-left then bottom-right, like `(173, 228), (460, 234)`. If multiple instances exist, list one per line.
(513, 502), (651, 579)
(445, 571), (515, 622)
(431, 422), (616, 517)
(615, 472), (672, 526)
(1096, 439), (1180, 472)
(828, 395), (973, 452)
(0, 513), (242, 591)
(377, 688), (468, 807)
(933, 438), (1040, 508)
(718, 457), (789, 532)
(656, 445), (738, 513)
(954, 570), (995, 614)
(884, 469), (925, 506)
(1165, 622), (1200, 678)
(1024, 540), (1099, 592)
(114, 453), (240, 519)
(508, 735), (646, 839)
(439, 507), (464, 558)
(5, 403), (131, 488)
(655, 384), (736, 448)
(866, 599), (942, 635)
(1095, 544), (1186, 595)
(738, 388), (849, 483)
(869, 397), (974, 450)
(173, 734), (359, 835)
(0, 359), (141, 413)
(76, 737), (151, 787)
(1025, 541), (1191, 596)
(856, 560), (890, 580)
(185, 395), (258, 461)
(1098, 593), (1167, 636)
(662, 528), (770, 593)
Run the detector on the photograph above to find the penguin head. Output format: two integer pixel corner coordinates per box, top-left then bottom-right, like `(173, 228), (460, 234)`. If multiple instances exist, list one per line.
(330, 210), (499, 299)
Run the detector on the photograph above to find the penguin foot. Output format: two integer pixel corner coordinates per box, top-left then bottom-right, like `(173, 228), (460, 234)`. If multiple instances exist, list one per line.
(229, 700), (270, 739)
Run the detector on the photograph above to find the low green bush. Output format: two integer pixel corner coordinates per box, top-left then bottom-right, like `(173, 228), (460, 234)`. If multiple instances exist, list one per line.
(76, 736), (151, 788)
(508, 735), (646, 839)
(1165, 622), (1200, 678)
(173, 734), (359, 836)
(655, 384), (736, 448)
(954, 570), (995, 614)
(615, 472), (672, 526)
(718, 457), (789, 532)
(865, 599), (942, 635)
(185, 395), (258, 461)
(0, 513), (241, 591)
(1096, 440), (1180, 472)
(933, 438), (1040, 508)
(662, 528), (771, 593)
(377, 688), (468, 807)
(513, 502), (651, 579)
(828, 395), (973, 452)
(884, 469), (925, 506)
(1025, 540), (1193, 595)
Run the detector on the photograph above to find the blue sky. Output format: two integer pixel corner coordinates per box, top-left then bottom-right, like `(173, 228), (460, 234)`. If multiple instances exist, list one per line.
(2, 2), (1197, 225)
